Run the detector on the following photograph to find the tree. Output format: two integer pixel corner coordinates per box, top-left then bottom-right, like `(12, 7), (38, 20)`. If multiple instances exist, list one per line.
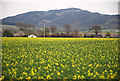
(50, 25), (57, 34)
(64, 24), (72, 35)
(20, 27), (24, 31)
(73, 28), (79, 37)
(35, 29), (42, 36)
(89, 25), (102, 36)
(105, 32), (111, 37)
(2, 30), (14, 37)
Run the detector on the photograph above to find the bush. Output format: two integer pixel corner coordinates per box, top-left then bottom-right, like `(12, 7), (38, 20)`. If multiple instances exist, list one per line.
(2, 30), (14, 37)
(105, 32), (111, 37)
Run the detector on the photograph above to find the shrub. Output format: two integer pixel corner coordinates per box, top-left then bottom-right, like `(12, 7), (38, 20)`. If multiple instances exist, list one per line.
(2, 30), (14, 37)
(105, 32), (111, 37)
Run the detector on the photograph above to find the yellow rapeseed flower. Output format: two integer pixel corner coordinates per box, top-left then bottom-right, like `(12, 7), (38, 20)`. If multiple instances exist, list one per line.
(47, 75), (50, 79)
(57, 72), (60, 76)
(78, 75), (81, 78)
(19, 77), (23, 79)
(111, 76), (114, 79)
(26, 76), (31, 79)
(2, 76), (5, 80)
(31, 71), (35, 75)
(73, 75), (77, 79)
(81, 75), (85, 78)
(61, 70), (64, 73)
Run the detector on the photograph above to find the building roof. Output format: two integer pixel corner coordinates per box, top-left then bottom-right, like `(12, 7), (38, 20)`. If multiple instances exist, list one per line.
(28, 34), (37, 38)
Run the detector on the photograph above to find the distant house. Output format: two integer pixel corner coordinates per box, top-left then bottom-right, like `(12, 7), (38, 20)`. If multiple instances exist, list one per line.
(28, 34), (37, 38)
(96, 33), (120, 38)
(111, 33), (120, 38)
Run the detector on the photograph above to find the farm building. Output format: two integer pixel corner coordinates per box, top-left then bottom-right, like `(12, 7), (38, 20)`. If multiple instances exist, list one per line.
(28, 34), (37, 38)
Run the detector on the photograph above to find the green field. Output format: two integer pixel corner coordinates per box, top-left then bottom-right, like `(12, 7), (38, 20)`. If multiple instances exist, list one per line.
(2, 37), (119, 79)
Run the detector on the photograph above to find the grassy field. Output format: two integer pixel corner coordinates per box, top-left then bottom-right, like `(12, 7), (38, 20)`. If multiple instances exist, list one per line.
(2, 37), (119, 79)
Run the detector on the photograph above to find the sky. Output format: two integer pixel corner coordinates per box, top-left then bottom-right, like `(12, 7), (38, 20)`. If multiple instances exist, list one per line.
(0, 0), (119, 19)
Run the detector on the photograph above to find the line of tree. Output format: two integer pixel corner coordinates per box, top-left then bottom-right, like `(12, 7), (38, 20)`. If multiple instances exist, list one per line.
(16, 22), (103, 36)
(2, 22), (104, 37)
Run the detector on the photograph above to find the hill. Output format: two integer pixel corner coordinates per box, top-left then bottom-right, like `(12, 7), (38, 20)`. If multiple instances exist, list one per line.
(2, 8), (119, 31)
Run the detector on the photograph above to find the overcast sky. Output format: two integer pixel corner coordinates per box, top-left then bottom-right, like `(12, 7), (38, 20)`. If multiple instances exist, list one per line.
(0, 0), (119, 19)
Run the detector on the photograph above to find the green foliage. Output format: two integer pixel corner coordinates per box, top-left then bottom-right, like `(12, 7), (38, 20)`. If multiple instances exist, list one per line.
(61, 32), (64, 35)
(19, 27), (24, 31)
(2, 30), (14, 37)
(105, 32), (111, 37)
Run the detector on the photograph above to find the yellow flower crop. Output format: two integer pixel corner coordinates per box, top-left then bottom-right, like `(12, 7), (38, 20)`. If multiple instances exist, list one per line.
(2, 37), (119, 79)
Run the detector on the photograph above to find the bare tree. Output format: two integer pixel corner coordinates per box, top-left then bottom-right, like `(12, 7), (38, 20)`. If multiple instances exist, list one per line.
(34, 29), (42, 36)
(73, 28), (79, 37)
(89, 25), (102, 36)
(50, 25), (57, 34)
(64, 24), (72, 35)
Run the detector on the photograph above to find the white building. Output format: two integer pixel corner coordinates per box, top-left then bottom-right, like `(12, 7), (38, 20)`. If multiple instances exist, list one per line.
(28, 34), (37, 38)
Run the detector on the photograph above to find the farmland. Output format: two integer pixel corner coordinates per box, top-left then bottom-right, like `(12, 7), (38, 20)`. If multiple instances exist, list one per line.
(2, 37), (119, 79)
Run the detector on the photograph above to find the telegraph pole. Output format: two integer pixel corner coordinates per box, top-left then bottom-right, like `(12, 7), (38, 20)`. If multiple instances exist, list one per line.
(43, 20), (47, 37)
(43, 22), (45, 37)
(49, 27), (51, 37)
(43, 20), (51, 37)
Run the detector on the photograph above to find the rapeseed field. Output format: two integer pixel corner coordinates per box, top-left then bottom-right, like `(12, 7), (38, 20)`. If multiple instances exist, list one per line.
(2, 37), (119, 79)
